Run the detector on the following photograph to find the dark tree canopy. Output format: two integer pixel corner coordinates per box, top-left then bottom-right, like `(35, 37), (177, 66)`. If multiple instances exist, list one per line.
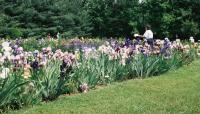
(0, 0), (199, 40)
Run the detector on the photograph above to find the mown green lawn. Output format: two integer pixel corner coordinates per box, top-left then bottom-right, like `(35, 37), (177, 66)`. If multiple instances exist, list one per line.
(8, 60), (200, 114)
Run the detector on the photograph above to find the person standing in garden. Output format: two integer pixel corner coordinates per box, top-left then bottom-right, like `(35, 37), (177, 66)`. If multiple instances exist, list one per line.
(143, 25), (154, 48)
(57, 32), (61, 39)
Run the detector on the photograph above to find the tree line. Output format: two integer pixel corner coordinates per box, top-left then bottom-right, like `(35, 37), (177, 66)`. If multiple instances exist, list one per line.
(0, 0), (199, 40)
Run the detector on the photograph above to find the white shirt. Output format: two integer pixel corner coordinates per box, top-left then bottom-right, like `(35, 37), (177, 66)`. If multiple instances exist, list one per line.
(143, 30), (153, 39)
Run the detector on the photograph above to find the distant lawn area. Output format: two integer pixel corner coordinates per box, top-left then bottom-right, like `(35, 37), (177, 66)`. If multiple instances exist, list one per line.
(8, 60), (200, 114)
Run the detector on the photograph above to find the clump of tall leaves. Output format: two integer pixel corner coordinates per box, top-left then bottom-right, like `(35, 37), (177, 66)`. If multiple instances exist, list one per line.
(129, 53), (184, 78)
(0, 72), (29, 113)
(32, 60), (72, 101)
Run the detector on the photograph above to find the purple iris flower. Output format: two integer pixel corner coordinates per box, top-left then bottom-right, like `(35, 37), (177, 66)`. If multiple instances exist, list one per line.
(15, 39), (20, 45)
(141, 48), (145, 53)
(125, 38), (132, 47)
(161, 39), (171, 55)
(31, 61), (39, 69)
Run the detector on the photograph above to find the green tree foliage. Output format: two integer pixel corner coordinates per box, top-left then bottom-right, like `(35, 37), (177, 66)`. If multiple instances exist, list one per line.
(0, 0), (199, 39)
(0, 0), (92, 38)
(129, 0), (200, 39)
(86, 0), (137, 37)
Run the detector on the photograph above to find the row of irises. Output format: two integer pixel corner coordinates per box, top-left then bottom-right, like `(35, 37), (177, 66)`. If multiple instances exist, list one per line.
(0, 38), (199, 113)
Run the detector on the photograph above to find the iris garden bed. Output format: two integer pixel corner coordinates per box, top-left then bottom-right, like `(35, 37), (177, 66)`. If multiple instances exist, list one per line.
(0, 37), (199, 113)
